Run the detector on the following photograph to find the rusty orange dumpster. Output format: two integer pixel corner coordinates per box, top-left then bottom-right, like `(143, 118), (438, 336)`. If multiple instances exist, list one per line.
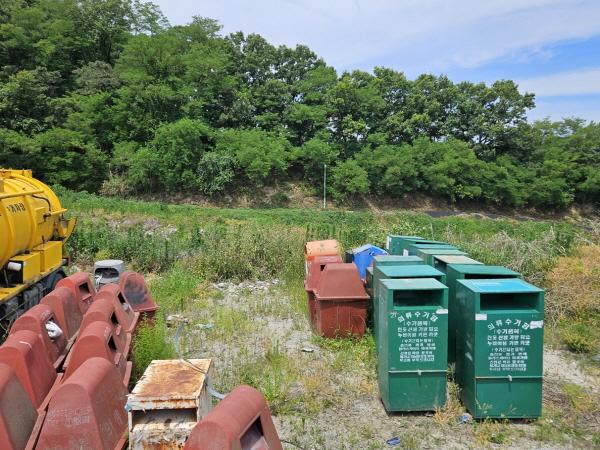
(314, 263), (370, 338)
(56, 272), (96, 314)
(184, 385), (282, 450)
(63, 321), (131, 386)
(78, 296), (132, 358)
(0, 330), (57, 409)
(10, 304), (68, 368)
(96, 283), (139, 334)
(119, 271), (159, 318)
(40, 286), (82, 341)
(0, 363), (39, 450)
(37, 357), (128, 450)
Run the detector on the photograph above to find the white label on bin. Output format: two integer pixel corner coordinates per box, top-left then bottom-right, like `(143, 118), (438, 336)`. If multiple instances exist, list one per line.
(403, 250), (409, 256)
(530, 320), (544, 329)
(475, 313), (487, 321)
(386, 236), (391, 250)
(436, 308), (448, 315)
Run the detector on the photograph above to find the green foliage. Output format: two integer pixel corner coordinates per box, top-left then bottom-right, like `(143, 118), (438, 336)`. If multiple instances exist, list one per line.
(0, 1), (598, 209)
(215, 128), (291, 185)
(196, 152), (236, 195)
(330, 159), (370, 201)
(129, 118), (212, 192)
(132, 317), (176, 381)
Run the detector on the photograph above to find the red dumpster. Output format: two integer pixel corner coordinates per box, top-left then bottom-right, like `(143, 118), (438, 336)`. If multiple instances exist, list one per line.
(314, 263), (370, 338)
(40, 286), (82, 341)
(184, 385), (282, 450)
(119, 271), (159, 318)
(0, 330), (58, 409)
(304, 255), (343, 328)
(63, 321), (131, 386)
(37, 357), (128, 450)
(0, 363), (39, 450)
(97, 283), (139, 334)
(56, 272), (96, 314)
(10, 304), (68, 368)
(78, 296), (132, 358)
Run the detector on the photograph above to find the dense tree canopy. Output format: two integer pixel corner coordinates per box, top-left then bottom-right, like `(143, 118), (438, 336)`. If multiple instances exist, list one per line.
(1, 0), (598, 209)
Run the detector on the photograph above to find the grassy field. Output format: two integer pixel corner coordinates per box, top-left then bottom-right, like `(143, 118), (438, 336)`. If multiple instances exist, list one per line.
(60, 188), (600, 449)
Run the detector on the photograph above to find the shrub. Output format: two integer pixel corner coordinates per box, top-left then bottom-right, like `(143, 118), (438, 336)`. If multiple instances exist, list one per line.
(329, 159), (370, 201)
(215, 128), (291, 185)
(561, 322), (596, 353)
(132, 318), (176, 381)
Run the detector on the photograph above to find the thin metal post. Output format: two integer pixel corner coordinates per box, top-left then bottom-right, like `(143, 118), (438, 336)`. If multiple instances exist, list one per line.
(323, 164), (327, 208)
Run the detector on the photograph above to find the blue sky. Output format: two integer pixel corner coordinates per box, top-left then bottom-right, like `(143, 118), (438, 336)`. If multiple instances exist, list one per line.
(153, 0), (600, 122)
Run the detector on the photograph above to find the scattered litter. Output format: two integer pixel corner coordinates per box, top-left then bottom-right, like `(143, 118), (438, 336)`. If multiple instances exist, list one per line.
(591, 354), (600, 362)
(166, 314), (189, 326)
(458, 413), (472, 424)
(197, 323), (214, 330)
(386, 437), (401, 446)
(45, 321), (63, 339)
(301, 347), (315, 353)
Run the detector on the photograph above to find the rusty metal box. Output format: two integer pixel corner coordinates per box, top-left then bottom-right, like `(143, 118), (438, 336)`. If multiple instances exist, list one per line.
(127, 359), (213, 449)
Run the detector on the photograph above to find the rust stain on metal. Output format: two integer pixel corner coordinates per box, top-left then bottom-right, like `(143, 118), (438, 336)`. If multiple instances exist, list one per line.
(131, 359), (211, 400)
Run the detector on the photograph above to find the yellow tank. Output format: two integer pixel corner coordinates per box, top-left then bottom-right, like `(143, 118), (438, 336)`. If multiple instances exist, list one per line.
(0, 170), (75, 307)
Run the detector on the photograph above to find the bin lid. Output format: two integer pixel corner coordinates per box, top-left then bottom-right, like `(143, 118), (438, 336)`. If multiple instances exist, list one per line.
(417, 248), (467, 256)
(377, 264), (444, 278)
(448, 265), (520, 276)
(434, 255), (482, 265)
(314, 263), (369, 300)
(387, 235), (424, 240)
(457, 278), (543, 293)
(373, 255), (422, 264)
(380, 278), (447, 291)
(351, 244), (388, 256)
(409, 243), (456, 250)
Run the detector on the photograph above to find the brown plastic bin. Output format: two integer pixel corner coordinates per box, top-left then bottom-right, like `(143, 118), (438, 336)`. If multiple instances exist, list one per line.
(304, 255), (343, 328)
(314, 263), (369, 338)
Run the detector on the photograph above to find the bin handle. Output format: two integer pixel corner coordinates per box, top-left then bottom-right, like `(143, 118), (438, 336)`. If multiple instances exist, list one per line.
(474, 375), (542, 380)
(388, 370), (447, 375)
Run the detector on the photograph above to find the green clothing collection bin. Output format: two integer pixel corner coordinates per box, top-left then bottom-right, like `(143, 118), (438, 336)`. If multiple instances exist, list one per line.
(446, 265), (520, 363)
(386, 235), (424, 255)
(386, 235), (448, 256)
(416, 248), (468, 266)
(366, 255), (424, 296)
(378, 278), (449, 412)
(432, 255), (482, 274)
(455, 278), (544, 419)
(408, 243), (456, 256)
(373, 265), (445, 353)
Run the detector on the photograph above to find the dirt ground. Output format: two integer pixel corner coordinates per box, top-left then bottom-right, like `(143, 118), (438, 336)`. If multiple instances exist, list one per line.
(175, 280), (600, 450)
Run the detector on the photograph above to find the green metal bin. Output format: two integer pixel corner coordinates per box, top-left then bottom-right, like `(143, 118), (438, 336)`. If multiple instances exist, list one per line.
(386, 235), (448, 256)
(386, 235), (424, 255)
(416, 248), (468, 266)
(378, 278), (449, 411)
(455, 278), (544, 419)
(432, 255), (482, 274)
(367, 255), (424, 295)
(373, 265), (445, 352)
(446, 265), (520, 363)
(408, 243), (457, 256)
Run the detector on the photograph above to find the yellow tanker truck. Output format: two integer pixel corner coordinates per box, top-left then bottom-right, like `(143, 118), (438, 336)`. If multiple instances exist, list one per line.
(0, 169), (75, 330)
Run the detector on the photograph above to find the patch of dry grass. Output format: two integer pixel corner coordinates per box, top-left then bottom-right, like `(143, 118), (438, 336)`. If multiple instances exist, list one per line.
(546, 245), (600, 321)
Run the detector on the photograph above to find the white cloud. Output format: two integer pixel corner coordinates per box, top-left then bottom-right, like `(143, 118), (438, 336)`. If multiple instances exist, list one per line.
(153, 0), (600, 74)
(518, 68), (600, 96)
